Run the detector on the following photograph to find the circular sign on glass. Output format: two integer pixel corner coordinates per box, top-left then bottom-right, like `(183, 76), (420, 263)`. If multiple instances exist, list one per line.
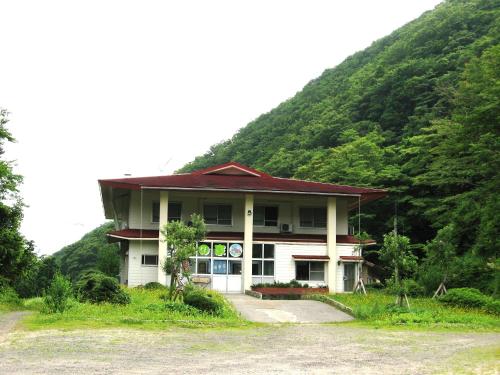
(198, 243), (211, 256)
(229, 243), (243, 257)
(213, 243), (227, 257)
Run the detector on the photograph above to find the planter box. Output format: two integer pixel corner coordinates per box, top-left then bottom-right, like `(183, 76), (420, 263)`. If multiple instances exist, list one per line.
(251, 287), (329, 296)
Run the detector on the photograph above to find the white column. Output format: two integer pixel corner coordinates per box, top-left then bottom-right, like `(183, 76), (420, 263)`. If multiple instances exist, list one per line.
(242, 193), (254, 291)
(158, 191), (169, 285)
(327, 197), (337, 293)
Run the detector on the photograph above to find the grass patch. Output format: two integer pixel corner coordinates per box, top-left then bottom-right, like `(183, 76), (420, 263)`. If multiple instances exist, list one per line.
(329, 291), (500, 330)
(22, 288), (250, 330)
(433, 345), (500, 374)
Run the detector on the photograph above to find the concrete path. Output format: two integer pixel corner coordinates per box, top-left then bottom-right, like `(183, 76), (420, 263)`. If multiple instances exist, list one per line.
(225, 294), (354, 323)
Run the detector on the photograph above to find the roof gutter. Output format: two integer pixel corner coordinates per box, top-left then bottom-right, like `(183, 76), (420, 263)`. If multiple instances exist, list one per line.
(139, 185), (367, 197)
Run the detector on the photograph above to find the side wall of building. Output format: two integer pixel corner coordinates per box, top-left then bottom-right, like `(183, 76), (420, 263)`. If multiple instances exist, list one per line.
(127, 240), (159, 287)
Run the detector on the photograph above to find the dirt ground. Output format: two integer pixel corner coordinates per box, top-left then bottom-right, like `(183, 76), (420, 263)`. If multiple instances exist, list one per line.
(0, 312), (498, 375)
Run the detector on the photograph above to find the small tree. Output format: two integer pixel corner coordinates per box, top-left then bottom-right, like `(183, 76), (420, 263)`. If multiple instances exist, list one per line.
(44, 273), (72, 313)
(423, 224), (456, 298)
(161, 214), (206, 301)
(379, 232), (417, 308)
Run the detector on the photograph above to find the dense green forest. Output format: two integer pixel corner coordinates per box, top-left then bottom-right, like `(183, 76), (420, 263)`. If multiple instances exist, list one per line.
(179, 0), (499, 293)
(52, 222), (120, 281)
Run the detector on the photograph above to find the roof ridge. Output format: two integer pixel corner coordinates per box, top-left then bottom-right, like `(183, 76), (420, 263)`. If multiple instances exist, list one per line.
(271, 175), (385, 191)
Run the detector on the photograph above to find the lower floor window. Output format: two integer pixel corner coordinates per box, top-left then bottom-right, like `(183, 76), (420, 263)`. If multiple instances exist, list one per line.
(252, 244), (275, 276)
(141, 255), (158, 266)
(295, 261), (325, 281)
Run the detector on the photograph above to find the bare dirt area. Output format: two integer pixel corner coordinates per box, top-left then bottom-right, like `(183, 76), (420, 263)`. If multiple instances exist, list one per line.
(0, 315), (498, 375)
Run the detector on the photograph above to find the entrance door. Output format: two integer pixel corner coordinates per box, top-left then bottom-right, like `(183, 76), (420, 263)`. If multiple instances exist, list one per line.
(343, 263), (355, 292)
(193, 241), (243, 293)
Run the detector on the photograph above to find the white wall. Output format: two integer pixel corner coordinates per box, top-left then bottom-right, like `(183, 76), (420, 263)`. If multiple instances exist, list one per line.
(273, 242), (356, 291)
(274, 243), (328, 287)
(128, 190), (160, 230)
(127, 240), (159, 287)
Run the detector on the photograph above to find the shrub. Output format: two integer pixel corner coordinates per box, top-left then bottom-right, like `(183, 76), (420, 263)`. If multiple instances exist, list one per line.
(485, 299), (500, 315)
(439, 288), (488, 309)
(44, 274), (73, 313)
(183, 286), (228, 315)
(366, 282), (385, 290)
(251, 280), (317, 289)
(144, 282), (166, 290)
(0, 286), (21, 307)
(75, 271), (130, 305)
(402, 279), (426, 297)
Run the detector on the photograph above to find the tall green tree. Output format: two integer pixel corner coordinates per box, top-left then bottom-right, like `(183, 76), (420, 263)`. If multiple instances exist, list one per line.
(0, 109), (36, 285)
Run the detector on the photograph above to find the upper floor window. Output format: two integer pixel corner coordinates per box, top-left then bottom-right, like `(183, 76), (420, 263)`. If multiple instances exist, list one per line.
(152, 202), (182, 223)
(203, 204), (232, 225)
(299, 207), (327, 228)
(253, 206), (278, 226)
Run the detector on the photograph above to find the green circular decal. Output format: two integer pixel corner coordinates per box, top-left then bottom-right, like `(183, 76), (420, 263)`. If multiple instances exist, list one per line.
(214, 244), (226, 257)
(198, 244), (210, 256)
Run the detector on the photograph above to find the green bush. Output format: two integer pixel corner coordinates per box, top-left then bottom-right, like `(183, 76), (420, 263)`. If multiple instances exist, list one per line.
(75, 271), (130, 305)
(184, 288), (220, 315)
(366, 282), (384, 290)
(439, 288), (488, 309)
(403, 279), (426, 297)
(44, 274), (73, 313)
(182, 286), (229, 316)
(0, 286), (21, 307)
(144, 282), (166, 290)
(251, 280), (320, 288)
(485, 299), (500, 315)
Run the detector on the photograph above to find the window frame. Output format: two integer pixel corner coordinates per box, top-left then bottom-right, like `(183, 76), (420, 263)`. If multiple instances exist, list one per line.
(141, 254), (159, 267)
(295, 261), (325, 282)
(151, 201), (183, 223)
(252, 243), (275, 277)
(203, 204), (233, 226)
(189, 241), (243, 276)
(299, 206), (327, 228)
(253, 206), (279, 227)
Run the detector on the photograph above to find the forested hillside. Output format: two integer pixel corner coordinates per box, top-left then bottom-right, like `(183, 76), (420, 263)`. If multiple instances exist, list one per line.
(53, 222), (119, 281)
(180, 0), (499, 293)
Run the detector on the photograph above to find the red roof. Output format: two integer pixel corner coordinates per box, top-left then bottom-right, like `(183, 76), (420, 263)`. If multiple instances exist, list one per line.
(99, 162), (386, 204)
(339, 256), (364, 262)
(107, 229), (374, 244)
(292, 255), (330, 260)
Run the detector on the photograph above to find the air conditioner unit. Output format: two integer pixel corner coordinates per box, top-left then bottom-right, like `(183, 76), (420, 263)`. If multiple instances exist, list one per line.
(280, 223), (293, 233)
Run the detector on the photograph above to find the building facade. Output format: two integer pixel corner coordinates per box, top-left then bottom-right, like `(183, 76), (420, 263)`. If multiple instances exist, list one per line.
(99, 162), (386, 293)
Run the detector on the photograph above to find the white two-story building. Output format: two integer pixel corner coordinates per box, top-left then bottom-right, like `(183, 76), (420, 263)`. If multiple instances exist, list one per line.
(98, 162), (386, 293)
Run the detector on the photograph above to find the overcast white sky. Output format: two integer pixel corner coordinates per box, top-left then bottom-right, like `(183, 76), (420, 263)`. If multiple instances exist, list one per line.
(1, 0), (442, 255)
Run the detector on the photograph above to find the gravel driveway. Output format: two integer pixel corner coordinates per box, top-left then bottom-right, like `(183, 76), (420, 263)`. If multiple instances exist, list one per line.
(0, 311), (498, 375)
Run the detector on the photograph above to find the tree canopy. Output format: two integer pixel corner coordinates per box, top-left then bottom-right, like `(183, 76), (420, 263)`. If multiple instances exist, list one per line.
(52, 222), (119, 281)
(0, 109), (36, 286)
